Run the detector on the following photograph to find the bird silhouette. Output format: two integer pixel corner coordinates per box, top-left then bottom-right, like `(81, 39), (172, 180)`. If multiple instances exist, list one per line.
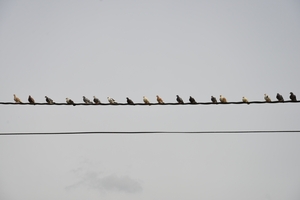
(176, 95), (184, 104)
(126, 97), (134, 105)
(45, 96), (54, 104)
(189, 96), (197, 104)
(289, 92), (297, 102)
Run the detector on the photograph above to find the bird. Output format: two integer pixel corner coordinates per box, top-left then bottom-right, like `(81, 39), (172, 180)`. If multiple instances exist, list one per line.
(219, 95), (227, 103)
(13, 94), (22, 103)
(176, 95), (184, 104)
(93, 96), (101, 104)
(28, 95), (35, 104)
(189, 96), (197, 104)
(264, 94), (271, 102)
(289, 92), (297, 102)
(156, 95), (164, 104)
(143, 96), (151, 105)
(126, 97), (134, 105)
(66, 98), (75, 106)
(242, 96), (249, 104)
(83, 96), (92, 104)
(107, 97), (117, 104)
(276, 93), (284, 102)
(211, 96), (217, 104)
(45, 96), (54, 104)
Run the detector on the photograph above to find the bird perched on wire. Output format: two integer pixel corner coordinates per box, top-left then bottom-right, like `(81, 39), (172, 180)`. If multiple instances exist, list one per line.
(66, 98), (75, 106)
(143, 96), (151, 105)
(176, 95), (184, 104)
(28, 95), (35, 104)
(156, 95), (164, 104)
(211, 96), (217, 104)
(13, 94), (22, 103)
(126, 97), (134, 105)
(93, 96), (101, 104)
(242, 96), (249, 104)
(264, 94), (271, 102)
(276, 93), (284, 102)
(289, 92), (297, 102)
(219, 95), (227, 103)
(189, 96), (197, 104)
(107, 97), (117, 104)
(45, 96), (54, 104)
(83, 96), (92, 104)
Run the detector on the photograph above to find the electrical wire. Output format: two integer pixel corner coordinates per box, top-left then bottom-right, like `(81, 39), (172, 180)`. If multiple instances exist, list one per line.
(0, 101), (299, 106)
(0, 130), (299, 135)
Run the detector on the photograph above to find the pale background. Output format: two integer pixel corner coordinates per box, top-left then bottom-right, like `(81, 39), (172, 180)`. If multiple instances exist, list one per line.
(0, 1), (300, 199)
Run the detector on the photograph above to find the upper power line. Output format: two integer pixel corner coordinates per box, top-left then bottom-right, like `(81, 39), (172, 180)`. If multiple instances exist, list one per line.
(1, 92), (297, 106)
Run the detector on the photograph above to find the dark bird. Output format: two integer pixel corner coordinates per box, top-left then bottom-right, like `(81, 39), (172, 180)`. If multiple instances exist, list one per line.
(126, 97), (134, 105)
(156, 95), (164, 104)
(264, 94), (271, 102)
(45, 96), (54, 104)
(211, 96), (217, 104)
(93, 96), (101, 104)
(176, 95), (184, 104)
(66, 98), (75, 106)
(13, 94), (22, 103)
(28, 95), (35, 104)
(189, 96), (197, 104)
(290, 92), (297, 102)
(276, 93), (284, 102)
(219, 95), (227, 103)
(83, 96), (92, 104)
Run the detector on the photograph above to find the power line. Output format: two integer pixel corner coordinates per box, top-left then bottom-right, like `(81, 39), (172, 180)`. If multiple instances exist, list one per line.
(0, 101), (300, 106)
(0, 130), (299, 135)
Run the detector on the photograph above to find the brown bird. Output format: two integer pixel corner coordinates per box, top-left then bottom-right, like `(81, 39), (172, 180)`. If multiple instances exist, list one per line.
(176, 95), (184, 104)
(290, 92), (297, 102)
(156, 95), (164, 104)
(276, 93), (284, 102)
(211, 96), (217, 104)
(219, 95), (227, 103)
(13, 94), (22, 103)
(28, 95), (35, 104)
(242, 96), (249, 104)
(264, 94), (271, 102)
(143, 96), (151, 105)
(189, 96), (197, 104)
(66, 98), (75, 106)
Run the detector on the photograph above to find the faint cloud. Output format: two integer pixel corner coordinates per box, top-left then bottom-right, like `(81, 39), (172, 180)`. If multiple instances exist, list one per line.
(66, 172), (142, 193)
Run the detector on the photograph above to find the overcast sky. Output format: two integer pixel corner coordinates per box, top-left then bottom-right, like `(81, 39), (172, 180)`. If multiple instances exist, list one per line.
(1, 0), (300, 200)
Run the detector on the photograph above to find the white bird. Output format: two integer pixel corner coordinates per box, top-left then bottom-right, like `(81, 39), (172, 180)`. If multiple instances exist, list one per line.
(107, 97), (117, 104)
(264, 94), (271, 102)
(219, 95), (227, 103)
(66, 98), (75, 106)
(83, 96), (92, 104)
(13, 94), (22, 103)
(143, 96), (151, 105)
(242, 96), (249, 104)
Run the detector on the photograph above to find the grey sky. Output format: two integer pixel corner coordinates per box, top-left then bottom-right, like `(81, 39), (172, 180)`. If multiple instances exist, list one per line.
(0, 1), (300, 199)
